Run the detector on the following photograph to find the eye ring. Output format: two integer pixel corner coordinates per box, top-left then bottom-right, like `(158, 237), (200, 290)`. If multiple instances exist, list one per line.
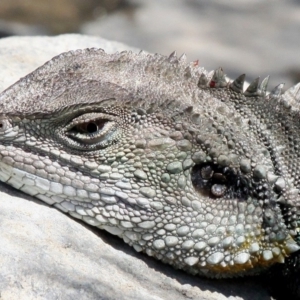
(57, 112), (120, 150)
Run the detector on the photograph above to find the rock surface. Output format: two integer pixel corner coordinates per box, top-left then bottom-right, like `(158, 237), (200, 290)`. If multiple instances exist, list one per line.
(0, 0), (123, 35)
(0, 34), (271, 300)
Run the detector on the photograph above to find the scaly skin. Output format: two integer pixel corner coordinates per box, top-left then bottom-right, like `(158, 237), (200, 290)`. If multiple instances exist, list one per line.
(0, 49), (299, 287)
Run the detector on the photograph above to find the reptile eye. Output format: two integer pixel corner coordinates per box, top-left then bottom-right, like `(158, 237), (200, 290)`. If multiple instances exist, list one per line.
(68, 118), (114, 145)
(75, 119), (107, 134)
(58, 112), (119, 150)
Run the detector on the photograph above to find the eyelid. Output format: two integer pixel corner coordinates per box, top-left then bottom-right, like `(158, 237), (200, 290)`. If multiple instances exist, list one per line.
(65, 113), (117, 131)
(67, 120), (116, 144)
(57, 112), (119, 150)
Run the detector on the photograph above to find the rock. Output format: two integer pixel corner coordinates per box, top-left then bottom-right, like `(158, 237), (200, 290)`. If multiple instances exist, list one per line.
(0, 0), (124, 34)
(0, 34), (270, 299)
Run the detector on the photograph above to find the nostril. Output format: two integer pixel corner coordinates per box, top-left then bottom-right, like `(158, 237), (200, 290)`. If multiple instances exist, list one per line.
(191, 162), (249, 200)
(200, 165), (214, 179)
(191, 163), (221, 197)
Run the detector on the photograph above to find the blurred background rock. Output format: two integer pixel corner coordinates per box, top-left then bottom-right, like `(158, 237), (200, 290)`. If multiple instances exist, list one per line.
(0, 0), (299, 88)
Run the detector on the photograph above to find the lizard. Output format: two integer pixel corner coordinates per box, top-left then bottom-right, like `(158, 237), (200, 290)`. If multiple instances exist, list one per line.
(0, 48), (299, 298)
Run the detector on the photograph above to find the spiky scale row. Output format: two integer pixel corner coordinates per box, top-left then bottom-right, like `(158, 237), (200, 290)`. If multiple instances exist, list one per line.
(260, 76), (269, 96)
(209, 67), (227, 88)
(192, 60), (300, 105)
(230, 74), (245, 93)
(205, 65), (300, 105)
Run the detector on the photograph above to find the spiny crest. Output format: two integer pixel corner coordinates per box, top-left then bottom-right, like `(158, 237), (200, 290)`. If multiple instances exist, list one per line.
(260, 76), (270, 96)
(209, 67), (227, 88)
(138, 49), (147, 55)
(204, 68), (289, 104)
(281, 82), (300, 110)
(230, 74), (245, 93)
(197, 73), (209, 88)
(244, 77), (260, 96)
(178, 53), (187, 63)
(286, 82), (300, 101)
(269, 83), (285, 99)
(165, 58), (300, 116)
(195, 66), (300, 115)
(196, 67), (272, 99)
(168, 50), (177, 62)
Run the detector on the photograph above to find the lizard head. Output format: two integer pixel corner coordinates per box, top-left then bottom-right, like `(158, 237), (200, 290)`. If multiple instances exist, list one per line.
(0, 49), (299, 277)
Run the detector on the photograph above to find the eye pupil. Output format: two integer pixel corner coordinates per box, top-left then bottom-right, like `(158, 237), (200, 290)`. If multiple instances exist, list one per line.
(74, 120), (107, 134)
(86, 122), (98, 133)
